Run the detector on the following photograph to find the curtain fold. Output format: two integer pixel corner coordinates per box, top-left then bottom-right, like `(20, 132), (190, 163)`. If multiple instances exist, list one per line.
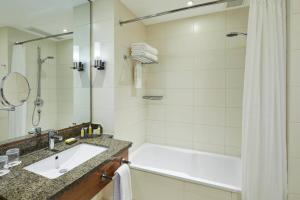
(241, 0), (287, 200)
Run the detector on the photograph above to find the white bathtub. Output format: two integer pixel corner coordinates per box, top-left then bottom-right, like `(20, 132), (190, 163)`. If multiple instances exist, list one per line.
(130, 143), (241, 193)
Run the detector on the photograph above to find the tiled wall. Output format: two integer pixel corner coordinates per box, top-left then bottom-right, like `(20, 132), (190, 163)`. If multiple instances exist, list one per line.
(91, 0), (147, 151)
(144, 8), (248, 156)
(287, 0), (300, 199)
(113, 0), (147, 151)
(92, 0), (147, 199)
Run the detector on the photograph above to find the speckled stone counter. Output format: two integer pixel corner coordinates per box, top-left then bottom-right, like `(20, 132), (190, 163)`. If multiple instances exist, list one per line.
(0, 136), (132, 200)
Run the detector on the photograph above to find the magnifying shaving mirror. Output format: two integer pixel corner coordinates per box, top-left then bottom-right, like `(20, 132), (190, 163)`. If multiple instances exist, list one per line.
(0, 72), (31, 110)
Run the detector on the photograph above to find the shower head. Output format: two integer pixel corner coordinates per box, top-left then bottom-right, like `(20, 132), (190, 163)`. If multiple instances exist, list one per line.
(226, 32), (247, 37)
(41, 56), (54, 64)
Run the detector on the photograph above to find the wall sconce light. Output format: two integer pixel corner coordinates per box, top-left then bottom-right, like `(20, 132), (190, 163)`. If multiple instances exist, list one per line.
(94, 42), (105, 70)
(72, 45), (84, 71)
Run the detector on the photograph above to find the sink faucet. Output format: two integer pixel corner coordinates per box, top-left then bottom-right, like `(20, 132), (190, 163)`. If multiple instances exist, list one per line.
(29, 127), (42, 135)
(48, 130), (63, 150)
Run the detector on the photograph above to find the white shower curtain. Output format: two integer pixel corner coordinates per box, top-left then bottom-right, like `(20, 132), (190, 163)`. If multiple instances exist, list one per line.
(9, 45), (27, 138)
(242, 0), (287, 200)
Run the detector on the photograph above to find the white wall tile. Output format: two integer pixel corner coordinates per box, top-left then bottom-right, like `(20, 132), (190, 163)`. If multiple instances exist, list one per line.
(165, 105), (193, 123)
(145, 8), (247, 156)
(165, 122), (193, 142)
(146, 120), (165, 138)
(194, 107), (226, 126)
(195, 89), (226, 107)
(166, 71), (194, 89)
(164, 89), (194, 106)
(193, 125), (225, 145)
(226, 108), (242, 127)
(194, 70), (226, 89)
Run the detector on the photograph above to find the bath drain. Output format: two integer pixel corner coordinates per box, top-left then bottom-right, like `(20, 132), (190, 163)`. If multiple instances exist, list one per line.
(59, 169), (68, 173)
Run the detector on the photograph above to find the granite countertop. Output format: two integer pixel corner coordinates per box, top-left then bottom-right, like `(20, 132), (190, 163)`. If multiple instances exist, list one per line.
(0, 135), (132, 200)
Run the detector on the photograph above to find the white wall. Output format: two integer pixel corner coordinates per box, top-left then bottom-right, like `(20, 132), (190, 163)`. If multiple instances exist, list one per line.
(0, 28), (9, 141)
(73, 3), (91, 124)
(91, 0), (116, 132)
(56, 39), (74, 129)
(4, 27), (58, 131)
(91, 0), (147, 151)
(145, 8), (248, 156)
(113, 0), (147, 150)
(0, 27), (79, 140)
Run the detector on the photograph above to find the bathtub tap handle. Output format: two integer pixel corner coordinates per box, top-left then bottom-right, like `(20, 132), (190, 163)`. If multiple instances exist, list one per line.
(121, 158), (131, 165)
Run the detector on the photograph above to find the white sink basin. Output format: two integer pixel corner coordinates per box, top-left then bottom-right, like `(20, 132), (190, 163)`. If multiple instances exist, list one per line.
(24, 143), (107, 179)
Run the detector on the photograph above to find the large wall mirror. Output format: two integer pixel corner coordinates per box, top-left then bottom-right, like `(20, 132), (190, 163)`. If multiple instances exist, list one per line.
(0, 0), (91, 142)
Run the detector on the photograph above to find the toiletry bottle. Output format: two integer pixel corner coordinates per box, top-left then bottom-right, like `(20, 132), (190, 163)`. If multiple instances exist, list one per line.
(80, 128), (85, 138)
(88, 125), (92, 137)
(99, 124), (103, 135)
(84, 127), (88, 138)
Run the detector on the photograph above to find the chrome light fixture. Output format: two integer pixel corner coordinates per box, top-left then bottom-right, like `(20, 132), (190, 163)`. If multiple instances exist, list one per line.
(72, 45), (84, 71)
(94, 42), (105, 70)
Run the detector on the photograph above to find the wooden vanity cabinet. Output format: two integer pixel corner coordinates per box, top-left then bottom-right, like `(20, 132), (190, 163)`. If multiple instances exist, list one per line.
(55, 148), (129, 200)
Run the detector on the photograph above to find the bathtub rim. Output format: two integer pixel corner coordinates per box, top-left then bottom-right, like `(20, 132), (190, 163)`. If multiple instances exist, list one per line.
(129, 143), (242, 193)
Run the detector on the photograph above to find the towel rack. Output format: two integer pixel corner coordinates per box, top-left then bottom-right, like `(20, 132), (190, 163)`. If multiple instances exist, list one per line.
(100, 157), (131, 182)
(123, 55), (158, 65)
(132, 56), (159, 64)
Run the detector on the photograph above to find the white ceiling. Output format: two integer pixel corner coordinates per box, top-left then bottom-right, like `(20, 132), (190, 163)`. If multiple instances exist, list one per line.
(0, 0), (87, 36)
(120, 0), (246, 25)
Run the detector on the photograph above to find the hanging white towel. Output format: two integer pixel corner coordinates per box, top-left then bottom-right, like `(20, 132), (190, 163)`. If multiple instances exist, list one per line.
(113, 164), (132, 200)
(134, 61), (142, 89)
(131, 42), (158, 55)
(9, 45), (27, 138)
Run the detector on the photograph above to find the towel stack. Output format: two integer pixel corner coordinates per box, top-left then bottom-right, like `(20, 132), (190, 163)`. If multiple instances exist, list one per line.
(131, 43), (158, 64)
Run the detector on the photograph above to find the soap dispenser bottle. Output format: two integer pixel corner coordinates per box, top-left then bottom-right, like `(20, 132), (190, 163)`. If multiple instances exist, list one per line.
(80, 128), (85, 138)
(88, 125), (92, 137)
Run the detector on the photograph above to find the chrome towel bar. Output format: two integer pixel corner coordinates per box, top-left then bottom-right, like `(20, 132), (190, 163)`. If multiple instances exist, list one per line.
(100, 158), (131, 182)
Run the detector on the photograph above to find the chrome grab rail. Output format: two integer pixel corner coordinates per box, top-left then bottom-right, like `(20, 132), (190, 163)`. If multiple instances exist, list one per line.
(100, 157), (131, 182)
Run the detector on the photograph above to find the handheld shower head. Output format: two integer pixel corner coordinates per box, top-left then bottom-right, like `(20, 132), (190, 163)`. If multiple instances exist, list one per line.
(41, 56), (54, 64)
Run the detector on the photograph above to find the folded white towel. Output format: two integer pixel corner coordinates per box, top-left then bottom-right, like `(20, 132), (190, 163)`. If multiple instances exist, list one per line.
(132, 56), (153, 64)
(131, 43), (158, 55)
(113, 164), (132, 200)
(131, 51), (158, 62)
